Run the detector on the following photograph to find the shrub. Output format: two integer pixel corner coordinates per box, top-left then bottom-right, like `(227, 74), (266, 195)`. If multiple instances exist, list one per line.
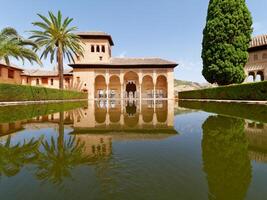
(179, 82), (267, 100)
(0, 83), (87, 102)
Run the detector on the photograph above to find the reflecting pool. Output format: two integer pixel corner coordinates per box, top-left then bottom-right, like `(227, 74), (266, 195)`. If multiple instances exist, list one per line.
(0, 100), (267, 200)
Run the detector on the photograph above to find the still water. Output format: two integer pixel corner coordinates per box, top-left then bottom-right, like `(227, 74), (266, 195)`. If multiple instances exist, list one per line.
(0, 100), (267, 200)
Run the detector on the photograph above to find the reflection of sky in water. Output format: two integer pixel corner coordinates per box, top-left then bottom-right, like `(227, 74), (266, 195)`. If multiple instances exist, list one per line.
(0, 101), (267, 199)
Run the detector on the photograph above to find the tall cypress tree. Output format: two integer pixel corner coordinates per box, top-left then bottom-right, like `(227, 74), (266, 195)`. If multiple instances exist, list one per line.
(202, 0), (253, 85)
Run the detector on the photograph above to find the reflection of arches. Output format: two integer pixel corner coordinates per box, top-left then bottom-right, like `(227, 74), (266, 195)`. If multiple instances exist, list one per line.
(95, 75), (106, 98)
(142, 75), (153, 98)
(124, 101), (139, 127)
(109, 105), (121, 123)
(109, 75), (120, 98)
(156, 101), (168, 122)
(156, 75), (168, 98)
(124, 71), (139, 98)
(142, 107), (154, 123)
(95, 109), (106, 124)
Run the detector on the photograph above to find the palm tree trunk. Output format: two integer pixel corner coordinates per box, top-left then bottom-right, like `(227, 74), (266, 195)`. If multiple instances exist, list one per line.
(57, 45), (64, 89)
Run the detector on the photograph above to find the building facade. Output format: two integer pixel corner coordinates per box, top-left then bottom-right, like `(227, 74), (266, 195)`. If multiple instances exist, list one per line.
(69, 32), (178, 99)
(245, 34), (267, 82)
(0, 63), (23, 85)
(0, 32), (178, 99)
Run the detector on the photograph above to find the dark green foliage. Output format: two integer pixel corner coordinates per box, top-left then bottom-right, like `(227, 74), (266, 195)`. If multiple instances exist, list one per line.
(178, 81), (267, 100)
(202, 0), (253, 85)
(0, 83), (87, 102)
(178, 101), (267, 123)
(202, 115), (251, 200)
(0, 101), (88, 123)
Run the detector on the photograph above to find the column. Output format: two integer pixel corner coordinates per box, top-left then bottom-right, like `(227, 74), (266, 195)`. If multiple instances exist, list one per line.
(153, 70), (157, 100)
(120, 71), (124, 99)
(87, 70), (95, 100)
(167, 68), (174, 99)
(253, 72), (256, 82)
(138, 71), (143, 99)
(106, 70), (109, 99)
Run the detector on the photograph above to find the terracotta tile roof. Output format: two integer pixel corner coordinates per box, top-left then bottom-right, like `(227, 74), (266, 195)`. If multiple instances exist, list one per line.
(22, 69), (73, 77)
(250, 34), (267, 49)
(76, 31), (110, 36)
(110, 57), (177, 65)
(0, 62), (24, 71)
(69, 57), (178, 68)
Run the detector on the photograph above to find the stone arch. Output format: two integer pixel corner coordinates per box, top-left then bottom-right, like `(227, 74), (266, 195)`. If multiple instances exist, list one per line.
(142, 75), (154, 98)
(247, 72), (255, 82)
(256, 71), (264, 81)
(124, 71), (139, 98)
(109, 75), (120, 98)
(95, 75), (107, 98)
(156, 75), (168, 98)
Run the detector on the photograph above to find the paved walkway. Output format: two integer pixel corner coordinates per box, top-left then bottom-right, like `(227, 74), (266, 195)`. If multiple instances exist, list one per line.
(179, 99), (267, 105)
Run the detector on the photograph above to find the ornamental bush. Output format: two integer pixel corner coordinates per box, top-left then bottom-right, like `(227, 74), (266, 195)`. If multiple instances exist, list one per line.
(202, 0), (253, 85)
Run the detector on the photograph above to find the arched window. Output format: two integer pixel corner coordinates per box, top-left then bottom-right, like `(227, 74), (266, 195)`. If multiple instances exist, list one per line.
(102, 45), (105, 53)
(51, 79), (54, 86)
(36, 79), (40, 85)
(91, 45), (95, 52)
(96, 45), (100, 52)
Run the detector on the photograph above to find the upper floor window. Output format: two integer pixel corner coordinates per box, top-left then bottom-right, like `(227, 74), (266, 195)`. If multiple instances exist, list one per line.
(36, 78), (40, 85)
(96, 45), (100, 52)
(263, 53), (267, 59)
(91, 45), (95, 52)
(102, 45), (105, 53)
(99, 56), (103, 61)
(254, 54), (258, 61)
(42, 78), (48, 84)
(8, 69), (14, 79)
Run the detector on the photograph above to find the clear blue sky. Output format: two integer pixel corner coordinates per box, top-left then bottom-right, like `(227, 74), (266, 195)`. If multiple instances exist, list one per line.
(0, 0), (266, 83)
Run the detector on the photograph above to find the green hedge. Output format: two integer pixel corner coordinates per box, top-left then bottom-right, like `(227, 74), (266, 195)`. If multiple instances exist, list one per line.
(179, 81), (267, 100)
(0, 83), (87, 102)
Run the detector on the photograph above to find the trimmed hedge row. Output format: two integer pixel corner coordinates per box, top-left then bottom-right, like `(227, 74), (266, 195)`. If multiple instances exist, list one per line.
(0, 83), (87, 102)
(0, 101), (88, 123)
(179, 81), (267, 100)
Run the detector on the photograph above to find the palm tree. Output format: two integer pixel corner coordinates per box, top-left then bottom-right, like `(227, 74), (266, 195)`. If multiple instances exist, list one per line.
(30, 11), (84, 89)
(0, 27), (40, 65)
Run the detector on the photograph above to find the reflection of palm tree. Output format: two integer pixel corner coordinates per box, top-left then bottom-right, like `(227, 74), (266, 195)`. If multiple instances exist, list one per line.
(34, 111), (92, 186)
(0, 135), (41, 177)
(35, 136), (91, 185)
(202, 115), (251, 200)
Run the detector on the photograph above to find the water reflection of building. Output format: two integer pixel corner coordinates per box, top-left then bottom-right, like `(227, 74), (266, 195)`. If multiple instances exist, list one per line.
(245, 120), (267, 163)
(72, 100), (175, 132)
